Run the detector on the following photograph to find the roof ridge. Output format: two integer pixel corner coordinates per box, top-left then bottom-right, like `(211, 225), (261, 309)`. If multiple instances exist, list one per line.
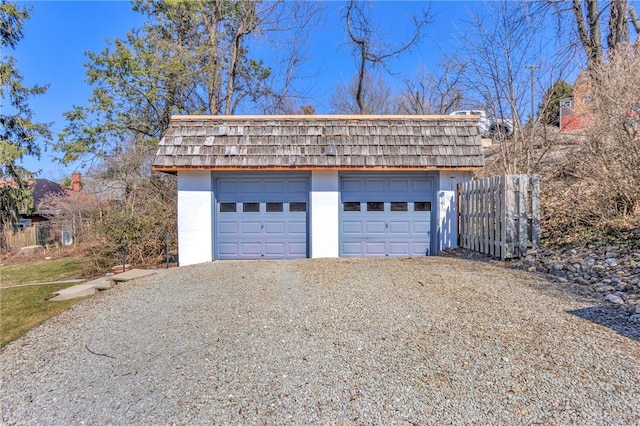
(169, 114), (478, 121)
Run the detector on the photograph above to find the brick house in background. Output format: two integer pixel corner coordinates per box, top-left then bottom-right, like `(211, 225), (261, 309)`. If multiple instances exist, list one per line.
(2, 173), (98, 246)
(11, 172), (85, 226)
(561, 71), (592, 131)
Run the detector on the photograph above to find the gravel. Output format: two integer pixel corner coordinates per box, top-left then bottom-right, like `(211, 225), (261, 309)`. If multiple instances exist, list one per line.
(1, 257), (639, 425)
(499, 245), (640, 316)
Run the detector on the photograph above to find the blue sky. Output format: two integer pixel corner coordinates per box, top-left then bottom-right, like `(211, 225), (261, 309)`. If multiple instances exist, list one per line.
(12, 1), (515, 179)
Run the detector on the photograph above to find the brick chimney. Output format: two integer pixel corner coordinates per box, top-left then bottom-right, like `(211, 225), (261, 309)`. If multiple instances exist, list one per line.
(71, 172), (82, 192)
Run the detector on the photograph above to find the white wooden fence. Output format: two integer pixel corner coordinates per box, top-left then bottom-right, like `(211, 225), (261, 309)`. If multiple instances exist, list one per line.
(458, 175), (540, 260)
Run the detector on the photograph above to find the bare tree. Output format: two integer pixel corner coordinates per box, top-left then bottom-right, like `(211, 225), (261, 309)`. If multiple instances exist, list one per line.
(343, 0), (429, 114)
(561, 0), (639, 70)
(454, 1), (577, 174)
(330, 73), (396, 115)
(631, 6), (640, 34)
(216, 0), (324, 115)
(571, 0), (605, 69)
(543, 43), (640, 240)
(571, 44), (640, 217)
(252, 3), (325, 115)
(397, 62), (466, 115)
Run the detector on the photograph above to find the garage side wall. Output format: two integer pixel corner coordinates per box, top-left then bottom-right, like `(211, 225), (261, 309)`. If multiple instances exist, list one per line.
(436, 171), (473, 252)
(177, 171), (214, 266)
(310, 171), (339, 258)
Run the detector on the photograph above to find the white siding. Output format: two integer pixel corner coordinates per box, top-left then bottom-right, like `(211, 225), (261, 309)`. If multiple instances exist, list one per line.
(177, 171), (213, 266)
(310, 171), (339, 258)
(436, 171), (473, 252)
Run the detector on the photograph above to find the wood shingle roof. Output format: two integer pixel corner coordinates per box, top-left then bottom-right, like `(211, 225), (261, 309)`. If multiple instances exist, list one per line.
(152, 115), (485, 172)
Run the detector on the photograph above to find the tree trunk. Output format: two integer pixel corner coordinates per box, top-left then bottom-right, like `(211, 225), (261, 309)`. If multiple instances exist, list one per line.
(572, 0), (603, 69)
(608, 0), (630, 51)
(201, 0), (223, 115)
(356, 43), (366, 114)
(225, 30), (242, 115)
(629, 5), (640, 37)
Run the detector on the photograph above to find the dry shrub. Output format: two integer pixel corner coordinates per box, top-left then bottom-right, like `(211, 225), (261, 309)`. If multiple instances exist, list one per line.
(478, 123), (564, 179)
(576, 45), (640, 216)
(90, 172), (176, 270)
(543, 44), (640, 244)
(44, 142), (177, 272)
(85, 143), (177, 271)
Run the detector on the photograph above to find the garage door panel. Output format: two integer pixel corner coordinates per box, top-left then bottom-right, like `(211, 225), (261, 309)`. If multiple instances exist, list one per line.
(388, 221), (410, 234)
(218, 221), (239, 234)
(287, 179), (309, 192)
(217, 181), (238, 195)
(264, 180), (286, 193)
(389, 179), (410, 192)
(342, 221), (362, 234)
(342, 242), (363, 256)
(342, 179), (363, 193)
(218, 243), (239, 256)
(363, 242), (386, 256)
(240, 222), (263, 234)
(264, 221), (285, 234)
(389, 242), (410, 256)
(413, 243), (430, 256)
(412, 179), (433, 193)
(413, 221), (430, 233)
(288, 243), (307, 256)
(365, 221), (386, 234)
(365, 179), (386, 192)
(264, 242), (285, 255)
(288, 222), (307, 234)
(239, 180), (263, 194)
(240, 242), (262, 257)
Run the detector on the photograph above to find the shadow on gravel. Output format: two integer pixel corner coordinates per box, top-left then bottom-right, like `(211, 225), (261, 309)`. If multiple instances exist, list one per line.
(568, 306), (640, 342)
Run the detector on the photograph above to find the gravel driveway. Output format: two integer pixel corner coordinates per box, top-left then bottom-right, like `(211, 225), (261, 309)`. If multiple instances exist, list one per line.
(1, 257), (639, 424)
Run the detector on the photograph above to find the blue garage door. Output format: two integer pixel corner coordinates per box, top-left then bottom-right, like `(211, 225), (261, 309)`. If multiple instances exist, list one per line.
(216, 175), (309, 259)
(340, 174), (434, 257)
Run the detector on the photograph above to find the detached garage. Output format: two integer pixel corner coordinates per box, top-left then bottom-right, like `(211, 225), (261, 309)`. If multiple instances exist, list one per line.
(152, 115), (484, 266)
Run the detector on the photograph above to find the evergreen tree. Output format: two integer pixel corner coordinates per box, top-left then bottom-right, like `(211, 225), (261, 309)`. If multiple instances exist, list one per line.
(538, 80), (573, 127)
(0, 0), (51, 229)
(55, 0), (315, 164)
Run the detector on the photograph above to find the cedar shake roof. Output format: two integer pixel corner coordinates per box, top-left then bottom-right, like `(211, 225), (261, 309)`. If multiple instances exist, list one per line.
(152, 115), (485, 172)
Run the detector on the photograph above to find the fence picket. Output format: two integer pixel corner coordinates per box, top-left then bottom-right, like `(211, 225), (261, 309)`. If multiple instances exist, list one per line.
(518, 175), (528, 257)
(531, 175), (541, 249)
(491, 175), (500, 257)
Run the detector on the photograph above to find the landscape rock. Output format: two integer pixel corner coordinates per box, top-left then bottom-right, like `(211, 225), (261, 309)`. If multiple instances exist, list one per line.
(16, 245), (44, 256)
(605, 294), (624, 304)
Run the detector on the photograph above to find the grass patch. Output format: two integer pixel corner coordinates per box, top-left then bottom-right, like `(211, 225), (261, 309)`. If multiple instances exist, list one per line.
(1, 257), (87, 287)
(1, 283), (84, 348)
